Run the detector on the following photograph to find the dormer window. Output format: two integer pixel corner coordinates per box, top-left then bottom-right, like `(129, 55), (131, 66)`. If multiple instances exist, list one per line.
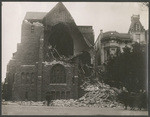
(31, 25), (34, 33)
(111, 40), (115, 43)
(135, 24), (140, 31)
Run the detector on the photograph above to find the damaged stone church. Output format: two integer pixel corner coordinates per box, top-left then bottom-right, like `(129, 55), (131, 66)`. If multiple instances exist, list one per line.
(3, 2), (148, 101)
(3, 2), (95, 101)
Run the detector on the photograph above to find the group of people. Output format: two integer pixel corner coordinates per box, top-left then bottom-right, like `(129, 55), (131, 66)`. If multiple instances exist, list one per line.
(117, 87), (147, 110)
(23, 88), (147, 110)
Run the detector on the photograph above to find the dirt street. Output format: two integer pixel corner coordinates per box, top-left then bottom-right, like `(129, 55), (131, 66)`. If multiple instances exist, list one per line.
(2, 105), (148, 115)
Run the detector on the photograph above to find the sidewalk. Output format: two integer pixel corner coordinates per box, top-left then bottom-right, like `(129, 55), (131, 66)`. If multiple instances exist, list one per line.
(2, 104), (148, 115)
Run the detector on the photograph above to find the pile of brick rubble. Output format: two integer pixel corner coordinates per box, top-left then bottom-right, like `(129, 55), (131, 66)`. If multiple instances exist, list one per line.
(51, 81), (122, 108)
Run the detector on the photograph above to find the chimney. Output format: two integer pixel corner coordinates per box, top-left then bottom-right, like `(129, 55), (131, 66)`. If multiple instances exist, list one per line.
(131, 14), (140, 22)
(100, 29), (103, 38)
(100, 29), (103, 34)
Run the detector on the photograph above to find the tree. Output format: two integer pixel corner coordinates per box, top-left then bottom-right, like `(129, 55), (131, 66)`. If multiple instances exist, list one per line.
(139, 2), (149, 11)
(142, 2), (149, 8)
(103, 43), (147, 92)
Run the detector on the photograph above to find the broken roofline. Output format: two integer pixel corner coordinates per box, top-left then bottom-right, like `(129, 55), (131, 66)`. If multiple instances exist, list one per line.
(23, 2), (94, 52)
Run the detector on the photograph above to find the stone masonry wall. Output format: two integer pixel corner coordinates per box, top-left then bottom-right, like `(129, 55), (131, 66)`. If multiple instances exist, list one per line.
(13, 65), (37, 101)
(41, 61), (78, 100)
(7, 21), (44, 101)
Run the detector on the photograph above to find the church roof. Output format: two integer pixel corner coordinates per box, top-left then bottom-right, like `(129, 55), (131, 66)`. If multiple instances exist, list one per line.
(78, 26), (94, 46)
(24, 2), (94, 52)
(43, 2), (75, 26)
(24, 12), (47, 20)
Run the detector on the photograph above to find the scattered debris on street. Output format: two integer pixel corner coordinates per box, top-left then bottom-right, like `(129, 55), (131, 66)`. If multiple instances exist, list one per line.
(51, 81), (122, 108)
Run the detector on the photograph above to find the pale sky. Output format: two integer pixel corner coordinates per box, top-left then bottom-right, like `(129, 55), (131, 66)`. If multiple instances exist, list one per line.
(2, 2), (149, 82)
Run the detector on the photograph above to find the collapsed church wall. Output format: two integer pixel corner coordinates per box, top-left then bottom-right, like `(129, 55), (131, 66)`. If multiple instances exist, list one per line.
(44, 23), (74, 60)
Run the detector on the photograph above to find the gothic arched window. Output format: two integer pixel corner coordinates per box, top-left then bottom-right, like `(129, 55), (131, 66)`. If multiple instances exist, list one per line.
(31, 73), (34, 84)
(12, 73), (15, 84)
(66, 91), (70, 99)
(21, 72), (26, 84)
(56, 91), (60, 99)
(51, 91), (55, 100)
(61, 91), (65, 99)
(26, 73), (30, 84)
(50, 64), (66, 84)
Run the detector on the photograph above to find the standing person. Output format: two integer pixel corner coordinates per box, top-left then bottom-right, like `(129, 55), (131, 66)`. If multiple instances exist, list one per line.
(122, 87), (129, 110)
(24, 92), (28, 105)
(141, 90), (147, 110)
(138, 89), (143, 110)
(45, 92), (51, 106)
(118, 87), (129, 110)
